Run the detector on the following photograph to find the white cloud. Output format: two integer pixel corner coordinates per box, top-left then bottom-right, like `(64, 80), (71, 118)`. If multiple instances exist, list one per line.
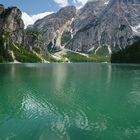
(22, 11), (53, 28)
(73, 0), (89, 8)
(104, 0), (109, 5)
(22, 0), (110, 28)
(74, 0), (88, 5)
(53, 0), (68, 7)
(22, 12), (34, 28)
(74, 0), (110, 8)
(53, 0), (108, 8)
(53, 0), (89, 8)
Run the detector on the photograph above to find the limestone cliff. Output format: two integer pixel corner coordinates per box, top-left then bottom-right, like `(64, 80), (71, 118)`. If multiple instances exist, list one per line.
(0, 5), (47, 62)
(33, 6), (76, 51)
(72, 0), (108, 34)
(0, 5), (24, 43)
(66, 0), (140, 54)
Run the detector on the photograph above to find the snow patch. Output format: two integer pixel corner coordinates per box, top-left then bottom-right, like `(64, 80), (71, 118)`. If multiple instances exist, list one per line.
(131, 24), (140, 36)
(104, 1), (109, 5)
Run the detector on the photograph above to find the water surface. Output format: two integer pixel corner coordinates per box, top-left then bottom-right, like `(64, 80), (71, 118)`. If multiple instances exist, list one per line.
(0, 63), (140, 140)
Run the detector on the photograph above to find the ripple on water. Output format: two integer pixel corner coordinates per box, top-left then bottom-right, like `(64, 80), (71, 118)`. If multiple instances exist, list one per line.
(124, 126), (140, 139)
(73, 110), (90, 131)
(1, 63), (140, 140)
(16, 87), (55, 120)
(128, 91), (140, 106)
(128, 79), (140, 107)
(17, 87), (73, 139)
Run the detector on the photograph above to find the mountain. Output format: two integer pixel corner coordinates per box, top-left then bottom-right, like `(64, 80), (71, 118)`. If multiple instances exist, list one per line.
(0, 5), (24, 43)
(33, 6), (76, 52)
(66, 0), (140, 54)
(33, 0), (140, 57)
(0, 0), (140, 63)
(0, 5), (47, 62)
(72, 0), (109, 34)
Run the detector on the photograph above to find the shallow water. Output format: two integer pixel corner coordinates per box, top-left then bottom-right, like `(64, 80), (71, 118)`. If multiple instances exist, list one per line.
(0, 63), (140, 140)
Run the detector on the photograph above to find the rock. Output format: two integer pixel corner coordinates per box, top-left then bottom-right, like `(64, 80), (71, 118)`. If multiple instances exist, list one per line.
(72, 0), (108, 34)
(66, 0), (140, 54)
(0, 6), (24, 44)
(33, 6), (76, 51)
(0, 5), (48, 62)
(23, 29), (48, 56)
(0, 4), (4, 14)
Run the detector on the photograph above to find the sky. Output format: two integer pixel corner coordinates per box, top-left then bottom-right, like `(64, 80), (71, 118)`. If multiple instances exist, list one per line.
(0, 0), (88, 14)
(0, 0), (89, 27)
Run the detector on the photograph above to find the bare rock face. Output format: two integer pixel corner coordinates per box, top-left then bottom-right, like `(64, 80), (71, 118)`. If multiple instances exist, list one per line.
(0, 6), (24, 44)
(0, 4), (4, 14)
(0, 5), (4, 34)
(23, 30), (48, 56)
(0, 5), (49, 62)
(66, 0), (140, 54)
(72, 0), (108, 34)
(0, 6), (24, 62)
(33, 6), (76, 51)
(3, 7), (24, 32)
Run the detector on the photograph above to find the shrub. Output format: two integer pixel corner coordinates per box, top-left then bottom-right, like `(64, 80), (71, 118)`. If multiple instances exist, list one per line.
(64, 52), (110, 62)
(11, 44), (42, 62)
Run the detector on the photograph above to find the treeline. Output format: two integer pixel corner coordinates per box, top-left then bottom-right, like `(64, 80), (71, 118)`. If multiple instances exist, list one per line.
(111, 40), (140, 63)
(64, 52), (110, 62)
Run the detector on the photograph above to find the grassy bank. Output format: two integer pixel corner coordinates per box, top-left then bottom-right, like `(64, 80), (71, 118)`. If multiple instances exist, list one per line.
(64, 52), (110, 62)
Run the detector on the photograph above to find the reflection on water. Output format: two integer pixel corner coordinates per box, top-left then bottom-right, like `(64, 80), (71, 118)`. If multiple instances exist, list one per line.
(52, 64), (68, 91)
(128, 70), (140, 107)
(0, 63), (140, 140)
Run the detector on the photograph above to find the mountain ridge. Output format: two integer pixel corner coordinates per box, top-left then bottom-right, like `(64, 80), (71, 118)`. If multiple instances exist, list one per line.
(66, 0), (140, 54)
(0, 1), (140, 63)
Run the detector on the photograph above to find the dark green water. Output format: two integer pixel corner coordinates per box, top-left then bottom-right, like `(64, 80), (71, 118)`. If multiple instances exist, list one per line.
(0, 63), (140, 140)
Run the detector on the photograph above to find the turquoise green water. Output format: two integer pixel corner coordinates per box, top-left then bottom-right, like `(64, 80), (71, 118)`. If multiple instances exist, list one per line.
(0, 63), (140, 140)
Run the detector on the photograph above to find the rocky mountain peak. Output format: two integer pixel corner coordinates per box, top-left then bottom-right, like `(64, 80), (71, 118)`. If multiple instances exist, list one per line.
(56, 6), (76, 19)
(72, 0), (109, 33)
(0, 4), (4, 14)
(0, 5), (48, 62)
(66, 0), (140, 53)
(34, 6), (77, 51)
(2, 6), (24, 32)
(0, 5), (24, 44)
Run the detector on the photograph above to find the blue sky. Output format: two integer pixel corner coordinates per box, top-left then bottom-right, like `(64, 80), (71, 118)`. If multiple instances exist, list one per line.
(0, 0), (87, 15)
(0, 0), (88, 28)
(1, 0), (60, 15)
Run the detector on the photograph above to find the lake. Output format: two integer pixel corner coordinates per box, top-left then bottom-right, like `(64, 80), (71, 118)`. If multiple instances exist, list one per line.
(0, 63), (140, 140)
